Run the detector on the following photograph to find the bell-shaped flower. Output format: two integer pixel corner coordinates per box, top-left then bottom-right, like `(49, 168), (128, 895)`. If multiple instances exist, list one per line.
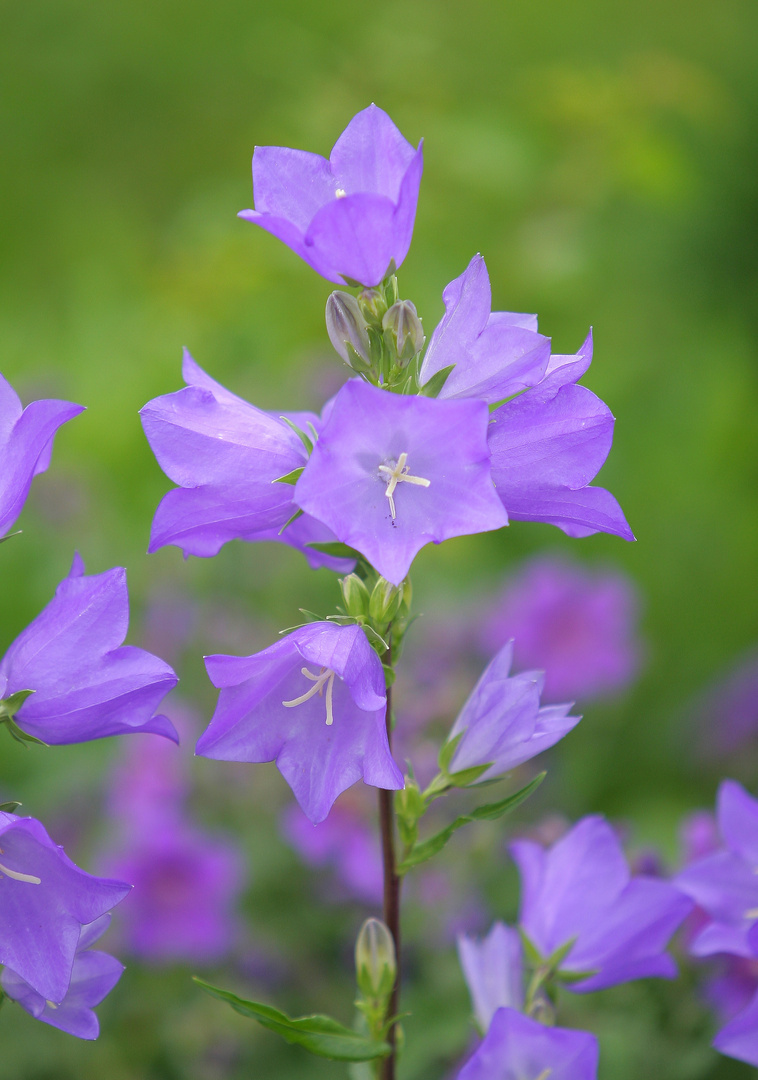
(0, 914), (123, 1039)
(0, 371), (83, 538)
(0, 811), (130, 1004)
(457, 921), (524, 1033)
(457, 1007), (598, 1080)
(196, 622), (403, 824)
(488, 332), (634, 541)
(294, 380), (507, 585)
(512, 815), (692, 992)
(140, 350), (347, 569)
(419, 255), (551, 403)
(445, 641), (580, 782)
(0, 554), (178, 744)
(239, 104), (423, 287)
(713, 984), (758, 1067)
(675, 780), (758, 959)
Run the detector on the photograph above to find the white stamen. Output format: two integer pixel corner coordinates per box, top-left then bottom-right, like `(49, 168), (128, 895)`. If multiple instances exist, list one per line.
(0, 860), (41, 885)
(378, 452), (431, 519)
(45, 1000), (58, 1010)
(282, 666), (337, 725)
(335, 188), (347, 198)
(745, 907), (758, 920)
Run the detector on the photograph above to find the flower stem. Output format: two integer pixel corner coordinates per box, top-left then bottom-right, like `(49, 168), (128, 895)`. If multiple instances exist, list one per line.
(379, 648), (400, 1080)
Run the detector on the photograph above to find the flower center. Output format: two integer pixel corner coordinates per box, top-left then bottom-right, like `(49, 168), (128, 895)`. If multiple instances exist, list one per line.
(0, 848), (41, 885)
(282, 666), (337, 725)
(378, 452), (431, 519)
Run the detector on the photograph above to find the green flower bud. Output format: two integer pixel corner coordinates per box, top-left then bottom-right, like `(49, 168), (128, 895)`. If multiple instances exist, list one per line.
(339, 573), (371, 619)
(355, 917), (396, 1001)
(369, 577), (403, 625)
(358, 286), (388, 326)
(382, 300), (424, 365)
(325, 292), (372, 370)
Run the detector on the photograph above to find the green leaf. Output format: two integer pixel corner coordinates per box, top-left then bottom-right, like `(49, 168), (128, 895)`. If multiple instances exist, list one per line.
(437, 731), (464, 774)
(0, 530), (22, 544)
(397, 772), (545, 874)
(419, 364), (455, 398)
(193, 979), (391, 1062)
(272, 467), (304, 486)
(306, 541), (361, 561)
(0, 801), (21, 813)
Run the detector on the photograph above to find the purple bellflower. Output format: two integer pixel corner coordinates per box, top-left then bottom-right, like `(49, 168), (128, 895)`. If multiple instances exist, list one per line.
(675, 780), (758, 959)
(712, 984), (758, 1067)
(1, 914), (123, 1039)
(294, 379), (507, 585)
(512, 815), (692, 992)
(0, 554), (178, 744)
(0, 372), (83, 538)
(239, 104), (423, 287)
(196, 622), (403, 824)
(0, 811), (130, 1004)
(488, 332), (634, 541)
(457, 1007), (599, 1080)
(480, 556), (641, 702)
(420, 255), (551, 404)
(457, 921), (523, 1032)
(445, 640), (580, 781)
(141, 351), (348, 570)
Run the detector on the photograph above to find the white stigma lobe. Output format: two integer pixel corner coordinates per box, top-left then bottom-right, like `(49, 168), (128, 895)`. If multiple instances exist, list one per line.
(378, 452), (431, 519)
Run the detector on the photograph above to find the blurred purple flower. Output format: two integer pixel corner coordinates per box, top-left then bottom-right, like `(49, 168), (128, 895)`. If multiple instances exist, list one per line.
(713, 985), (758, 1067)
(694, 648), (758, 757)
(196, 622), (403, 824)
(457, 922), (523, 1032)
(0, 371), (83, 538)
(420, 255), (550, 404)
(446, 640), (580, 782)
(1, 914), (123, 1039)
(294, 380), (507, 585)
(281, 800), (382, 904)
(239, 104), (423, 287)
(0, 554), (178, 745)
(480, 556), (641, 702)
(512, 815), (692, 992)
(488, 333), (634, 542)
(0, 810), (129, 1003)
(457, 1007), (598, 1080)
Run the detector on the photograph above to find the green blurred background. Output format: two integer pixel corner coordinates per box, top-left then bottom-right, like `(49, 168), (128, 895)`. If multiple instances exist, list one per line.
(1, 0), (757, 1076)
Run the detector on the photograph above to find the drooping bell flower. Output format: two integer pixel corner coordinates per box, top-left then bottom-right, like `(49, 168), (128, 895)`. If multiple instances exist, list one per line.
(294, 379), (507, 585)
(0, 811), (130, 1004)
(196, 622), (403, 824)
(457, 1007), (599, 1080)
(239, 104), (423, 287)
(0, 371), (83, 538)
(0, 554), (178, 745)
(444, 640), (580, 782)
(419, 255), (550, 403)
(457, 921), (524, 1033)
(0, 914), (123, 1039)
(512, 815), (692, 992)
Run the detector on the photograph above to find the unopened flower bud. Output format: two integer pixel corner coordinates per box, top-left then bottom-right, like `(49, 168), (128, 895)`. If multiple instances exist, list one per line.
(357, 286), (388, 326)
(382, 300), (424, 365)
(340, 573), (370, 619)
(355, 917), (396, 1000)
(325, 292), (372, 370)
(369, 577), (403, 625)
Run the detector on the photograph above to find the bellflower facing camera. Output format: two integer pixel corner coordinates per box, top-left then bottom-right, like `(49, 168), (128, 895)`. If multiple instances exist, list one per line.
(0, 811), (130, 1004)
(294, 380), (507, 585)
(196, 622), (403, 824)
(239, 104), (423, 287)
(445, 640), (580, 781)
(457, 921), (524, 1033)
(0, 371), (84, 538)
(1, 915), (124, 1039)
(420, 255), (551, 403)
(457, 1007), (599, 1080)
(512, 815), (692, 991)
(488, 332), (634, 541)
(0, 554), (178, 745)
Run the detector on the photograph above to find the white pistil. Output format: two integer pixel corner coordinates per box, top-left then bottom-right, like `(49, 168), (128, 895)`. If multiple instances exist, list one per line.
(282, 666), (337, 726)
(335, 188), (347, 198)
(0, 859), (41, 885)
(378, 452), (431, 519)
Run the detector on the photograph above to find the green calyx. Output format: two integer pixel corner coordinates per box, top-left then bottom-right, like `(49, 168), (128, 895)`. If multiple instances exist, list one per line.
(0, 691), (46, 747)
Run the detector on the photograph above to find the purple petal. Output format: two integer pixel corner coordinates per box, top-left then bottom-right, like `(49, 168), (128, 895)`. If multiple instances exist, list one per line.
(538, 329), (594, 393)
(252, 146), (337, 231)
(718, 780), (758, 865)
(457, 922), (524, 1031)
(458, 1007), (598, 1080)
(676, 850), (758, 930)
(501, 484), (635, 541)
(305, 192), (399, 287)
(330, 104), (418, 201)
(714, 986), (758, 1066)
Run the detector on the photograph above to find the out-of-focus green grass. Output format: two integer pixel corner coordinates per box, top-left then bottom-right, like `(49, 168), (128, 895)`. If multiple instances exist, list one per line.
(1, 0), (757, 1076)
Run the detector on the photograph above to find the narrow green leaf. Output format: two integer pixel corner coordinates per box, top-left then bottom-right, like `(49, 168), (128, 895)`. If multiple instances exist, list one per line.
(193, 979), (391, 1062)
(0, 801), (21, 813)
(397, 773), (545, 874)
(278, 508), (304, 535)
(419, 364), (455, 398)
(273, 467), (305, 486)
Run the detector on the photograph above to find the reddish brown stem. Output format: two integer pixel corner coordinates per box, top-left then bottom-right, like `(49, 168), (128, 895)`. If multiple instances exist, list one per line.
(379, 674), (400, 1080)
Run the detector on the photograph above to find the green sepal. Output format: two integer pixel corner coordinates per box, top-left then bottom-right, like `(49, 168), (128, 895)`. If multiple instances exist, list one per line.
(273, 467), (305, 486)
(397, 772), (545, 875)
(192, 979), (391, 1062)
(382, 664), (396, 688)
(419, 365), (455, 398)
(556, 967), (598, 984)
(340, 276), (363, 290)
(0, 715), (48, 747)
(447, 762), (493, 787)
(278, 609), (323, 635)
(0, 689), (35, 717)
(437, 731), (464, 774)
(0, 801), (22, 813)
(278, 507), (304, 535)
(518, 928), (544, 969)
(0, 530), (22, 544)
(279, 416), (314, 454)
(306, 541), (361, 561)
(362, 626), (389, 654)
